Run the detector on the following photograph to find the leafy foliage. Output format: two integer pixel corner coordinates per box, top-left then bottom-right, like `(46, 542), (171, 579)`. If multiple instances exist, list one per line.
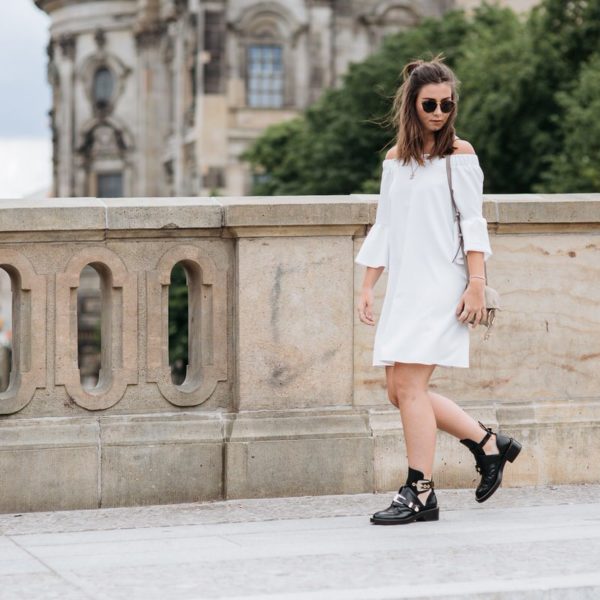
(169, 262), (188, 385)
(244, 0), (600, 195)
(453, 5), (535, 193)
(533, 52), (600, 192)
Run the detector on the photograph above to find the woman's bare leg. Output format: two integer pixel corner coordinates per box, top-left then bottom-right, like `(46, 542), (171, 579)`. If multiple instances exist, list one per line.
(384, 371), (499, 456)
(385, 362), (437, 502)
(428, 390), (499, 454)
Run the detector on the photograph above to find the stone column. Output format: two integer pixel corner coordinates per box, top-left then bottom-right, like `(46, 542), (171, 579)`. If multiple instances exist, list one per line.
(172, 18), (186, 196)
(307, 0), (334, 104)
(56, 34), (76, 197)
(135, 25), (168, 196)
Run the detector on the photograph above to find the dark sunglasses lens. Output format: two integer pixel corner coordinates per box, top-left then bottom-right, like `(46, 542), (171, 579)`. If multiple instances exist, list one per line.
(421, 100), (455, 113)
(422, 100), (437, 112)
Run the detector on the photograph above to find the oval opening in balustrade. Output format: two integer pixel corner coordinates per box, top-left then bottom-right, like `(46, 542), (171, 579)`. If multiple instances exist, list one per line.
(0, 267), (13, 394)
(78, 264), (102, 390)
(169, 262), (189, 386)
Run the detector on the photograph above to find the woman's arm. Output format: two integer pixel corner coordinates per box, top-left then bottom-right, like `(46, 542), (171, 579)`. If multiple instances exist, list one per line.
(452, 140), (488, 326)
(457, 251), (486, 326)
(358, 267), (384, 326)
(465, 250), (486, 282)
(355, 151), (394, 325)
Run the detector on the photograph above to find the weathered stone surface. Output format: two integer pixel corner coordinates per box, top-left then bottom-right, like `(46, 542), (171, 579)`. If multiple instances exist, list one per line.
(101, 442), (222, 507)
(0, 194), (599, 513)
(0, 417), (99, 513)
(0, 198), (104, 231)
(236, 235), (353, 410)
(103, 197), (222, 231)
(225, 409), (373, 498)
(220, 195), (368, 227)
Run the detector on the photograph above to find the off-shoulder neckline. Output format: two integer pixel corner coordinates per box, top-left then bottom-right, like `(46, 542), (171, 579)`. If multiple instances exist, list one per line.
(383, 153), (478, 166)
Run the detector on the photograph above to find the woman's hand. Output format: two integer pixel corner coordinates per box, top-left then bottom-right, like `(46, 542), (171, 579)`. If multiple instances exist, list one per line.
(357, 286), (376, 326)
(456, 280), (486, 327)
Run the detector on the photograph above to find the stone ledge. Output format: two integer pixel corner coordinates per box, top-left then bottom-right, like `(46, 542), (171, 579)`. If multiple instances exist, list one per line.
(2, 194), (600, 234)
(225, 408), (370, 442)
(219, 195), (368, 227)
(0, 416), (99, 450)
(102, 197), (222, 230)
(0, 198), (104, 231)
(99, 412), (224, 445)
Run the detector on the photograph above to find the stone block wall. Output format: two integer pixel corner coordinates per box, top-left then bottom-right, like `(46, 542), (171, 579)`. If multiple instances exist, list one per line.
(0, 192), (598, 513)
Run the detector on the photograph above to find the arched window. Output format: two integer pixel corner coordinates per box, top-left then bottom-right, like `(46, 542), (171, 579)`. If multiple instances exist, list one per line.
(93, 66), (115, 109)
(246, 43), (284, 108)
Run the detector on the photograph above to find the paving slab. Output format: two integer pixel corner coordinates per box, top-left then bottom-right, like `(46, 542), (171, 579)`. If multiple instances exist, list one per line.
(0, 485), (599, 599)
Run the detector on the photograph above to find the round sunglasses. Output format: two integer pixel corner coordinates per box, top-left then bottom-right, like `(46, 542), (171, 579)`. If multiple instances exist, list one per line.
(421, 99), (456, 113)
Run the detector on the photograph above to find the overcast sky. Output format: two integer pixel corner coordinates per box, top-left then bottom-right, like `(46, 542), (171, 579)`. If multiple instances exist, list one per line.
(0, 0), (51, 198)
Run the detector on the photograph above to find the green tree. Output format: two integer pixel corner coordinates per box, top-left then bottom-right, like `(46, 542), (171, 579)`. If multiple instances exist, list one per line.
(524, 0), (600, 190)
(243, 0), (600, 196)
(452, 0), (600, 192)
(532, 52), (600, 192)
(453, 5), (535, 193)
(168, 262), (188, 385)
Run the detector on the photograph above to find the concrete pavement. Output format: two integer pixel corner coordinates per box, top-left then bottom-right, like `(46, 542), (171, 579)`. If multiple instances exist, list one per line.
(1, 484), (599, 599)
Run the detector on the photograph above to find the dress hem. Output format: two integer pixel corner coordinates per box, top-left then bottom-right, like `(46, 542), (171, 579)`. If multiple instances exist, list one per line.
(372, 359), (469, 369)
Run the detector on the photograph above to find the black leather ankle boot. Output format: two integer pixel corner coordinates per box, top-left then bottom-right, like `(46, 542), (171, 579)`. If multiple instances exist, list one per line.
(370, 467), (439, 525)
(460, 421), (522, 503)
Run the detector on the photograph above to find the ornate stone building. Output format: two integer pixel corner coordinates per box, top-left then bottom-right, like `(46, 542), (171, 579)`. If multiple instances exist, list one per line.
(35, 0), (539, 197)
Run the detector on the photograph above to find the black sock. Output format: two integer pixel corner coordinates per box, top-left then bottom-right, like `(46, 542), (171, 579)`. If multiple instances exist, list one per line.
(400, 466), (426, 491)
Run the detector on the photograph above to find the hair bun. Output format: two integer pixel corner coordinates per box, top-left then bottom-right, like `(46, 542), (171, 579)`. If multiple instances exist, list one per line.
(402, 60), (425, 81)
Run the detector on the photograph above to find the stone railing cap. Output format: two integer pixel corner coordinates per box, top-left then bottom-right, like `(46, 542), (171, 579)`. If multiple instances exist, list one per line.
(1, 194), (600, 232)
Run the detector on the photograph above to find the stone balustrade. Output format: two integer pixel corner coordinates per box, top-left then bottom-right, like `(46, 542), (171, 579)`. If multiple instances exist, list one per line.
(0, 192), (599, 513)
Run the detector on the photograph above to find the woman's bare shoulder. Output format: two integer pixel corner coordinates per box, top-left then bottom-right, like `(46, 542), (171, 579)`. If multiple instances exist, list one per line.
(385, 146), (398, 160)
(452, 139), (476, 154)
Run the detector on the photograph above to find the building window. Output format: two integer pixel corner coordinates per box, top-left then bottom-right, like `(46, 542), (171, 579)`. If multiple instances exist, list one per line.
(246, 44), (284, 108)
(97, 172), (123, 197)
(93, 66), (115, 109)
(204, 11), (226, 94)
(205, 167), (225, 190)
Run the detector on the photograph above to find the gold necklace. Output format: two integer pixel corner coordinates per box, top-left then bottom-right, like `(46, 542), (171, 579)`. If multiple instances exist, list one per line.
(409, 154), (430, 179)
(409, 161), (418, 179)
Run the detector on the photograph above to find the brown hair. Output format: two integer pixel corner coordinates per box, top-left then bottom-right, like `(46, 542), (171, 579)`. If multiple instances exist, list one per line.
(389, 53), (460, 166)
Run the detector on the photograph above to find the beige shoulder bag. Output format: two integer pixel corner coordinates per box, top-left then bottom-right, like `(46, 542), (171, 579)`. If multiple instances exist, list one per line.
(445, 155), (501, 341)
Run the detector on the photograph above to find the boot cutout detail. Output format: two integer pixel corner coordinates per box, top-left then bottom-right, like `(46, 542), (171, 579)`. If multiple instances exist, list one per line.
(460, 421), (523, 503)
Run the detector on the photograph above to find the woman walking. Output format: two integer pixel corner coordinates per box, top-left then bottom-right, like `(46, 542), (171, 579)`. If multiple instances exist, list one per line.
(355, 56), (522, 525)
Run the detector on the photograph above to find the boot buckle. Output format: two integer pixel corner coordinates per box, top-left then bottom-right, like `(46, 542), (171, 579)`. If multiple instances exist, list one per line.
(393, 492), (405, 504)
(412, 480), (432, 492)
(393, 493), (420, 512)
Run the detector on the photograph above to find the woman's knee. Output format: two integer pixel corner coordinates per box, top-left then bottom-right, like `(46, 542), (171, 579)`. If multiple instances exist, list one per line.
(385, 381), (424, 408)
(385, 363), (434, 408)
(394, 382), (425, 406)
(386, 388), (400, 408)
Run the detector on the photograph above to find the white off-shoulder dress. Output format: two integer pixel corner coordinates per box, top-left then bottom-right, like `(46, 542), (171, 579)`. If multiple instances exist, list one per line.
(355, 153), (493, 368)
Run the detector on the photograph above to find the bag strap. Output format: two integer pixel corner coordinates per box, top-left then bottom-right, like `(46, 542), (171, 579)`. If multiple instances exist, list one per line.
(445, 155), (488, 283)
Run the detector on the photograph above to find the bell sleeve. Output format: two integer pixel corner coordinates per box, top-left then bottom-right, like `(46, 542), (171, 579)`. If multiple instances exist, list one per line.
(451, 156), (493, 262)
(354, 162), (392, 271)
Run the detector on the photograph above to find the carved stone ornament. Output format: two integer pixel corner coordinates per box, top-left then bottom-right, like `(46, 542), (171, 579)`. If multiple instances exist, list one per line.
(146, 245), (227, 407)
(55, 247), (138, 411)
(0, 251), (47, 415)
(77, 51), (131, 113)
